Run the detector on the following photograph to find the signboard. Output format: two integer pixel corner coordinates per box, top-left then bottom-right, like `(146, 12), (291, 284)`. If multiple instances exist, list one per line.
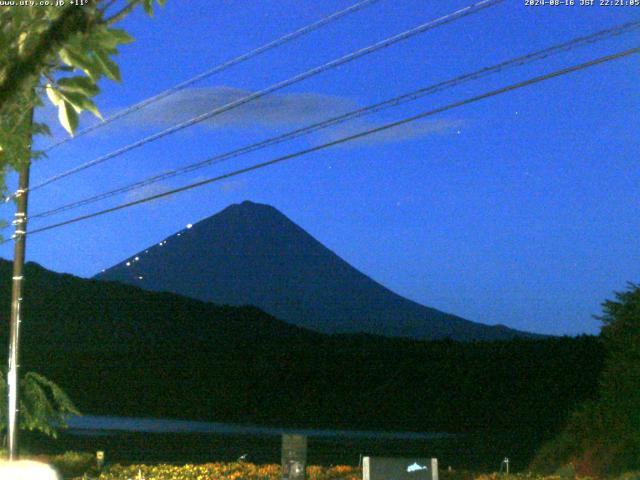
(362, 457), (438, 480)
(281, 434), (307, 480)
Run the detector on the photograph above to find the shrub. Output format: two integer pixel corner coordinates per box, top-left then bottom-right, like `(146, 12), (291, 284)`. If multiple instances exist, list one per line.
(48, 451), (95, 478)
(530, 284), (640, 476)
(75, 462), (360, 480)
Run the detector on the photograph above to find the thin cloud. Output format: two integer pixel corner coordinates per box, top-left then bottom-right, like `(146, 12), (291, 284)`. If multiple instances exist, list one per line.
(123, 86), (463, 145)
(321, 117), (464, 146)
(125, 87), (356, 131)
(123, 181), (175, 205)
(219, 178), (248, 193)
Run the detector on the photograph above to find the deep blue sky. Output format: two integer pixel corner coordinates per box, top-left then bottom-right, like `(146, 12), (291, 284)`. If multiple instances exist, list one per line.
(3, 0), (638, 336)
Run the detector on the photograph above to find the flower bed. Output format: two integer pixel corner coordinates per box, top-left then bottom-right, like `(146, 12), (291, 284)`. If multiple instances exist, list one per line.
(69, 461), (640, 480)
(76, 462), (360, 480)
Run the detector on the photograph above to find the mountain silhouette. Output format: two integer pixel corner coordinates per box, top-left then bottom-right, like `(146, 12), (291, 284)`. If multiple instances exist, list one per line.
(95, 201), (534, 341)
(0, 260), (599, 449)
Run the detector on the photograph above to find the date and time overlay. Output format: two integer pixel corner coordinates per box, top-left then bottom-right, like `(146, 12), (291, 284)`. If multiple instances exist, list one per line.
(525, 0), (640, 6)
(1, 0), (640, 8)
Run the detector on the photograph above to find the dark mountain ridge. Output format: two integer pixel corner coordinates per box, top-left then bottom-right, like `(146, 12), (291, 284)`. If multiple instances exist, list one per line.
(95, 201), (534, 341)
(0, 260), (602, 467)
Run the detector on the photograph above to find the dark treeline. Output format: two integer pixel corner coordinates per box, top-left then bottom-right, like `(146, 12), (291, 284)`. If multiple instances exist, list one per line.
(0, 261), (604, 467)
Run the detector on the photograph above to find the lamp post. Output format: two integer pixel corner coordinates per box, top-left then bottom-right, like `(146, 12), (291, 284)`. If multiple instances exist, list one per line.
(6, 109), (33, 460)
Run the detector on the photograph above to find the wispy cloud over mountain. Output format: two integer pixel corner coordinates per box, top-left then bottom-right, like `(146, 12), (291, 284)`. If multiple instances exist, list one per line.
(322, 116), (463, 146)
(123, 181), (175, 206)
(123, 87), (462, 145)
(125, 87), (356, 130)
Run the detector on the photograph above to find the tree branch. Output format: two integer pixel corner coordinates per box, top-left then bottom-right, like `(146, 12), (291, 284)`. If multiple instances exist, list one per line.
(0, 5), (92, 113)
(105, 0), (142, 25)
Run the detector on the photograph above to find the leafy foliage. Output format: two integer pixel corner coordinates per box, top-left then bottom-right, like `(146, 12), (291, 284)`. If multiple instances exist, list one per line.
(0, 368), (80, 439)
(42, 451), (95, 478)
(0, 0), (166, 196)
(531, 284), (640, 476)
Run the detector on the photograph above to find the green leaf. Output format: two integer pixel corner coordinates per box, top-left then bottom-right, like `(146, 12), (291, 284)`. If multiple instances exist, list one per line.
(60, 90), (103, 120)
(45, 84), (63, 107)
(45, 86), (59, 105)
(17, 31), (27, 55)
(157, 0), (167, 6)
(31, 150), (46, 161)
(94, 49), (121, 82)
(91, 27), (133, 51)
(57, 47), (77, 68)
(49, 85), (101, 121)
(143, 0), (154, 16)
(58, 47), (102, 81)
(83, 98), (102, 120)
(32, 122), (51, 137)
(107, 27), (135, 45)
(58, 100), (79, 135)
(0, 369), (79, 438)
(57, 76), (99, 96)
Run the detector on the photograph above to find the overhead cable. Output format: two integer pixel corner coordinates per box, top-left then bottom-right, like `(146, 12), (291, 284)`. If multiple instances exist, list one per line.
(22, 0), (503, 196)
(26, 20), (640, 223)
(20, 46), (639, 239)
(41, 0), (382, 153)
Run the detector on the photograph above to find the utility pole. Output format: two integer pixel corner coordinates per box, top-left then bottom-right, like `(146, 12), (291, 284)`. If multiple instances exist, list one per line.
(6, 111), (33, 461)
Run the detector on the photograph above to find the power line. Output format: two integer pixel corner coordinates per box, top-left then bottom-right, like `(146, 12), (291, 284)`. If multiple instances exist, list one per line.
(20, 47), (638, 239)
(25, 20), (640, 223)
(41, 0), (382, 153)
(22, 0), (503, 196)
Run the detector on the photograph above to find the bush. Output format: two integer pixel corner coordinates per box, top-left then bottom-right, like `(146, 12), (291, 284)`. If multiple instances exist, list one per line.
(74, 462), (360, 480)
(11, 450), (94, 478)
(69, 462), (640, 480)
(48, 451), (95, 478)
(530, 284), (640, 476)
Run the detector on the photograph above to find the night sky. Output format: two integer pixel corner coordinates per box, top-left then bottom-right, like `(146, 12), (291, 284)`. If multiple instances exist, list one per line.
(2, 0), (638, 336)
